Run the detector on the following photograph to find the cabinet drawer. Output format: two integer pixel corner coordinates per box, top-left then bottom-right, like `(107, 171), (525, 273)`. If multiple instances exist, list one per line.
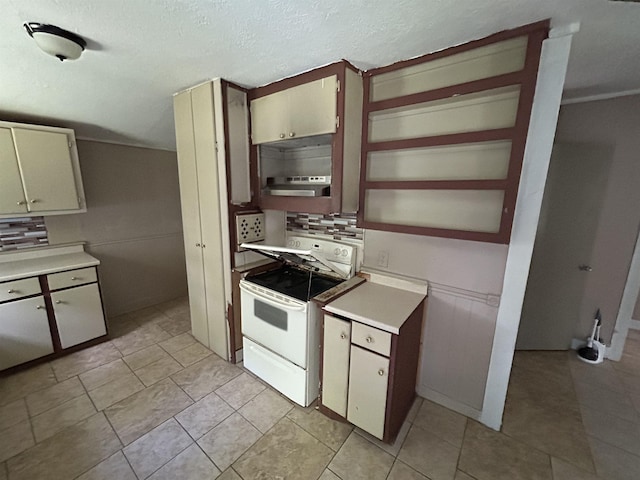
(47, 267), (97, 291)
(351, 322), (391, 357)
(0, 277), (41, 302)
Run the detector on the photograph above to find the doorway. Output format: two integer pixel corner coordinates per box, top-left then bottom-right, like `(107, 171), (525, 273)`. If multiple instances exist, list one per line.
(516, 142), (613, 350)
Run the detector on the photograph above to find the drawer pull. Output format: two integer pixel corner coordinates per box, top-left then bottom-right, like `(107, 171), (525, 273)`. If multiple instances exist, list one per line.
(366, 336), (373, 343)
(36, 305), (45, 310)
(7, 289), (16, 294)
(340, 333), (346, 339)
(71, 277), (79, 281)
(16, 200), (26, 206)
(279, 133), (285, 139)
(378, 369), (385, 376)
(55, 300), (63, 304)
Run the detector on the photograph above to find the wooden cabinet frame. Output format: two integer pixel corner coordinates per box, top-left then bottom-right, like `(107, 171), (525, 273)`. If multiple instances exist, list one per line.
(1, 267), (108, 376)
(248, 60), (361, 214)
(358, 21), (549, 243)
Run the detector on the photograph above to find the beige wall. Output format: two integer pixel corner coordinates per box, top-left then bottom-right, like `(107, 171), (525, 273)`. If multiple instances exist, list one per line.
(46, 140), (187, 317)
(553, 95), (640, 340)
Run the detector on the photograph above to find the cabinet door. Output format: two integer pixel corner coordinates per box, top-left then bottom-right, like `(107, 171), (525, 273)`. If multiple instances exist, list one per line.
(250, 89), (289, 144)
(192, 82), (229, 359)
(287, 75), (337, 140)
(0, 296), (54, 370)
(52, 283), (106, 349)
(347, 345), (389, 440)
(322, 315), (351, 416)
(12, 128), (80, 212)
(0, 128), (28, 215)
(174, 89), (209, 346)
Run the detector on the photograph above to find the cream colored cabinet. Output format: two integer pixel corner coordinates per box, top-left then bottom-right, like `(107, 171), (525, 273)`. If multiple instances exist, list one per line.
(0, 121), (86, 218)
(250, 75), (337, 144)
(321, 291), (425, 443)
(0, 295), (54, 370)
(250, 62), (363, 214)
(321, 315), (351, 416)
(174, 79), (248, 360)
(347, 345), (390, 439)
(0, 128), (27, 216)
(51, 283), (106, 349)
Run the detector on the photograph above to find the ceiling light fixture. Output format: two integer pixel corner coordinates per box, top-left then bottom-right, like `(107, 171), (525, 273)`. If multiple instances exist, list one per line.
(23, 22), (86, 61)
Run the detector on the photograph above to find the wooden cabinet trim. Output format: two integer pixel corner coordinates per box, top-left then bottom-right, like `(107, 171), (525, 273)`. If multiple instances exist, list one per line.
(365, 20), (549, 77)
(358, 22), (548, 244)
(0, 266), (108, 376)
(248, 61), (347, 100)
(249, 61), (358, 214)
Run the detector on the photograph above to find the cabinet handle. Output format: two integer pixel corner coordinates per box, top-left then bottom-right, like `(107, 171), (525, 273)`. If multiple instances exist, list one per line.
(378, 369), (385, 376)
(196, 243), (201, 247)
(71, 277), (78, 281)
(279, 133), (285, 139)
(340, 333), (346, 339)
(16, 200), (26, 205)
(36, 305), (45, 310)
(30, 199), (40, 204)
(7, 289), (15, 294)
(202, 244), (206, 248)
(289, 132), (295, 138)
(55, 300), (63, 304)
(366, 336), (373, 343)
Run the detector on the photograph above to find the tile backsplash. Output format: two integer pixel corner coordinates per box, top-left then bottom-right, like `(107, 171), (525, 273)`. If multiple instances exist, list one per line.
(286, 212), (363, 241)
(0, 217), (49, 251)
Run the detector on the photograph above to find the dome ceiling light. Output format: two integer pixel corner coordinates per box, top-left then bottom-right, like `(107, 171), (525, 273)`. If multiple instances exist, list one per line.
(23, 22), (87, 61)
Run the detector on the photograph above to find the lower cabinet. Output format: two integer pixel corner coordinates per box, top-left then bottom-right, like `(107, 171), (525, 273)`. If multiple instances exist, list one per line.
(0, 296), (54, 370)
(0, 266), (107, 373)
(51, 283), (106, 349)
(347, 345), (390, 439)
(321, 315), (351, 416)
(321, 303), (425, 443)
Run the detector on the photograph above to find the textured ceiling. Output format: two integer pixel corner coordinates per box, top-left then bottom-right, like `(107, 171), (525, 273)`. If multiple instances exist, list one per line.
(1, 0), (639, 151)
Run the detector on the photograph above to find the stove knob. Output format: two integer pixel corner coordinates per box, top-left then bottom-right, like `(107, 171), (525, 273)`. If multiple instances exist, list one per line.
(341, 249), (348, 256)
(295, 241), (300, 247)
(334, 248), (340, 255)
(288, 240), (295, 247)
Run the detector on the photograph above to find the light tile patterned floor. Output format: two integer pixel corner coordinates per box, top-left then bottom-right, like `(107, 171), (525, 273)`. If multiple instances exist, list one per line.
(1, 297), (640, 479)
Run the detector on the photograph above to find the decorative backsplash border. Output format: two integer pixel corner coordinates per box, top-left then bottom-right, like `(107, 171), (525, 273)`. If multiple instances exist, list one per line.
(0, 217), (49, 251)
(286, 212), (363, 241)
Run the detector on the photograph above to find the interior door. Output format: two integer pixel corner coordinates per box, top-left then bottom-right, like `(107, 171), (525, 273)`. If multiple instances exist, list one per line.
(516, 143), (612, 350)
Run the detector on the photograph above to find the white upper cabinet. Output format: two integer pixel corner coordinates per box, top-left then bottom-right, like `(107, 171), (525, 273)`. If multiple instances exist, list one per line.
(0, 128), (27, 215)
(251, 75), (338, 144)
(0, 121), (86, 218)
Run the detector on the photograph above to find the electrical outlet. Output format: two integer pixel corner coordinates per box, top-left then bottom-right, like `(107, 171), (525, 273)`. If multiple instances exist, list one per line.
(377, 250), (389, 268)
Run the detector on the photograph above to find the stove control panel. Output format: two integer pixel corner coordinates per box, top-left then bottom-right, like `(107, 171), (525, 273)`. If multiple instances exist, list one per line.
(287, 236), (354, 265)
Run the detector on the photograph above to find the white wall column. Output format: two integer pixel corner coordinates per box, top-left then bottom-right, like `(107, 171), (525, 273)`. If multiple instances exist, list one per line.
(480, 24), (578, 430)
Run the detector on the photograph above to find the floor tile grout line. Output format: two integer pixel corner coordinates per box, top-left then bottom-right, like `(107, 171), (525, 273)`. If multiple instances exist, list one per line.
(584, 430), (640, 460)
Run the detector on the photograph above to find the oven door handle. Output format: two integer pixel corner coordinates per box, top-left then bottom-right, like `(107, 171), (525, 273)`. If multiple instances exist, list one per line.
(240, 282), (307, 312)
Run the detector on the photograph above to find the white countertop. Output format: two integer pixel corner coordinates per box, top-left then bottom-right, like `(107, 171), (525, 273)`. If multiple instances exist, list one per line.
(0, 244), (100, 282)
(324, 281), (426, 334)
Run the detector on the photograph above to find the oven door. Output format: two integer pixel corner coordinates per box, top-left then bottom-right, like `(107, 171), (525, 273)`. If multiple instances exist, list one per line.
(240, 280), (309, 368)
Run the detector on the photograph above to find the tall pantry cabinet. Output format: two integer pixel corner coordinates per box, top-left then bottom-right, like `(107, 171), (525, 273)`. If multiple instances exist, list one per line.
(173, 80), (247, 359)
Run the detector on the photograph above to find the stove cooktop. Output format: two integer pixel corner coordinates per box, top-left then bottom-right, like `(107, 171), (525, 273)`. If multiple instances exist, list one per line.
(246, 265), (342, 302)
